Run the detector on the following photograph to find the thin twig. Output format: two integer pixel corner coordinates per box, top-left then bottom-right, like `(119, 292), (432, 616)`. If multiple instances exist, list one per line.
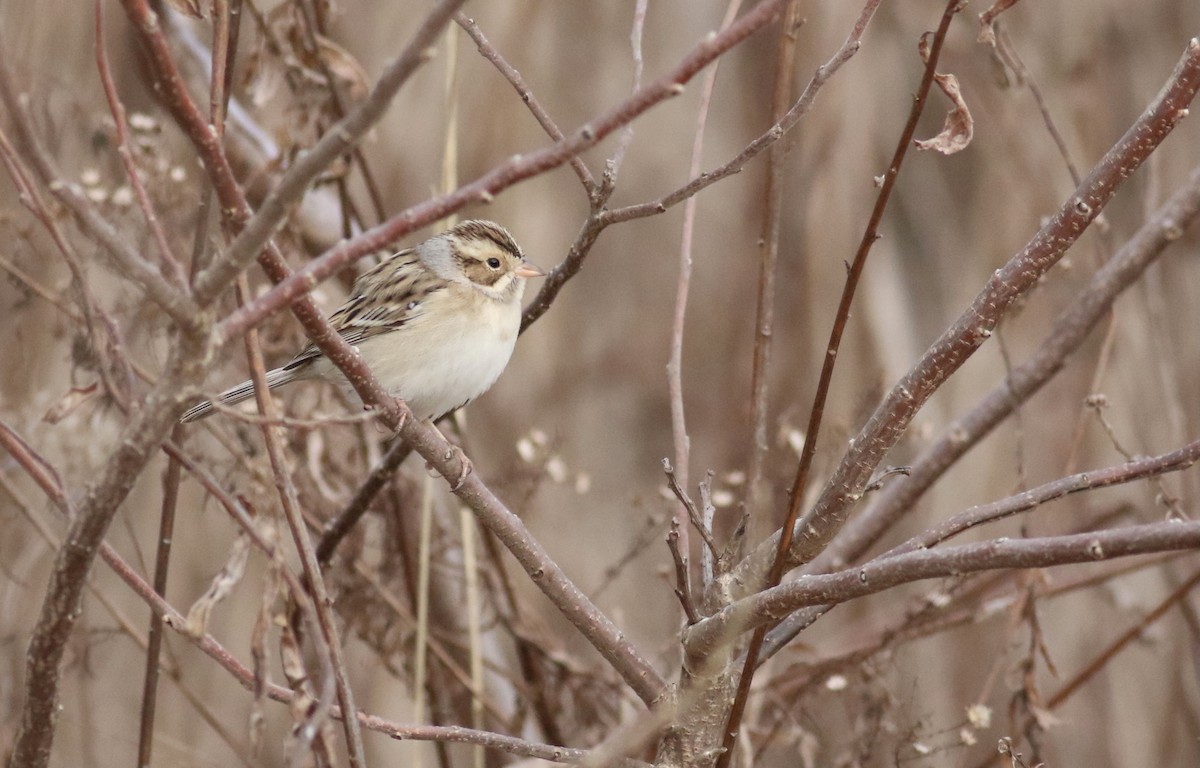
(135, 424), (183, 768)
(454, 12), (596, 193)
(94, 0), (188, 291)
(316, 438), (412, 565)
(669, 0), (744, 567)
(601, 0), (648, 194)
(1049, 567), (1200, 708)
(745, 0), (800, 545)
(668, 519), (701, 625)
(887, 438), (1200, 557)
(664, 459), (720, 561)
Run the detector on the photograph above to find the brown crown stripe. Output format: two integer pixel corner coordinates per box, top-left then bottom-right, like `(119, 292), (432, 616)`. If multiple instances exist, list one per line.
(453, 220), (522, 258)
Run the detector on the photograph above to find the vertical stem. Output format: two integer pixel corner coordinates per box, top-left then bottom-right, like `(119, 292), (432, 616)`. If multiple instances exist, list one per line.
(745, 0), (801, 543)
(413, 474), (435, 768)
(670, 0), (745, 582)
(461, 508), (485, 768)
(136, 424), (182, 768)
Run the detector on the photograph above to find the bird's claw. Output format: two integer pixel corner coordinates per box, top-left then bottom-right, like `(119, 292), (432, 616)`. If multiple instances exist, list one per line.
(425, 445), (473, 491)
(447, 446), (473, 492)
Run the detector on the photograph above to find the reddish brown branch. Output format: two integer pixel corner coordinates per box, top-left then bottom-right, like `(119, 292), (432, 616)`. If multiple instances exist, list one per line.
(135, 424), (182, 768)
(1046, 567), (1200, 708)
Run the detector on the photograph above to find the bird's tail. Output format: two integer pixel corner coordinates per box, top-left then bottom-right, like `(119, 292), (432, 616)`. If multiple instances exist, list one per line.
(180, 367), (300, 423)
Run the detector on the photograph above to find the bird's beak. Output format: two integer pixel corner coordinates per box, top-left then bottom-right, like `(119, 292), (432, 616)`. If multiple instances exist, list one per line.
(516, 260), (546, 279)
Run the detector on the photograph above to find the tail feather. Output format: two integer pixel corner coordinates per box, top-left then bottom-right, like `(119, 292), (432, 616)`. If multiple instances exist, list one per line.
(180, 367), (299, 423)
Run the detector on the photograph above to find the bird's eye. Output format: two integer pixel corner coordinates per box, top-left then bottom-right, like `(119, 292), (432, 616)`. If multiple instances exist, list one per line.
(486, 257), (502, 269)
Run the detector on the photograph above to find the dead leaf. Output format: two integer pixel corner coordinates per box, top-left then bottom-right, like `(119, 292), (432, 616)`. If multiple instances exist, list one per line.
(915, 34), (975, 155)
(316, 35), (370, 102)
(43, 382), (98, 424)
(184, 533), (251, 637)
(979, 0), (1025, 46)
(162, 0), (208, 19)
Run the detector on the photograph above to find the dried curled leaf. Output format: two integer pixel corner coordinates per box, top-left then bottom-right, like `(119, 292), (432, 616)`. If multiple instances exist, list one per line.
(184, 533), (251, 637)
(315, 34), (370, 102)
(915, 33), (975, 155)
(163, 0), (208, 19)
(250, 560), (283, 755)
(978, 0), (1025, 46)
(43, 382), (98, 424)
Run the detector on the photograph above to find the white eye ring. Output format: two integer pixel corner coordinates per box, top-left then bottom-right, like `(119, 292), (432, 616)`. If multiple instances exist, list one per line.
(486, 257), (502, 269)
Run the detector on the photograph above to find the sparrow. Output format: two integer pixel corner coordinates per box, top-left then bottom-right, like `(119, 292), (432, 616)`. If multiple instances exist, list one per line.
(181, 219), (544, 425)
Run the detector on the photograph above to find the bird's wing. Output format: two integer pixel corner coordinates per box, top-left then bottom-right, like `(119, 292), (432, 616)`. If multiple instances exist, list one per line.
(282, 249), (445, 371)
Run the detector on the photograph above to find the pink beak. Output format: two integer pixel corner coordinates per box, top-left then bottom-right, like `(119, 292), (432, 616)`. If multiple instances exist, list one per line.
(516, 260), (546, 279)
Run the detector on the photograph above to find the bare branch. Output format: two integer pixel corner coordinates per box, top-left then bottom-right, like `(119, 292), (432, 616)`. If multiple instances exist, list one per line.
(686, 520), (1200, 657)
(668, 520), (701, 625)
(453, 13), (596, 193)
(669, 0), (743, 568)
(735, 36), (1200, 587)
(889, 438), (1200, 556)
(817, 158), (1200, 572)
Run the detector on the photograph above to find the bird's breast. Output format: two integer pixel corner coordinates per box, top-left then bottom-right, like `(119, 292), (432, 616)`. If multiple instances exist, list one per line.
(353, 293), (521, 420)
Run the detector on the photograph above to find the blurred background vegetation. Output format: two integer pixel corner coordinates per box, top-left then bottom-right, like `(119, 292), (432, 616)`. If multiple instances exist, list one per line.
(2, 0), (1199, 765)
